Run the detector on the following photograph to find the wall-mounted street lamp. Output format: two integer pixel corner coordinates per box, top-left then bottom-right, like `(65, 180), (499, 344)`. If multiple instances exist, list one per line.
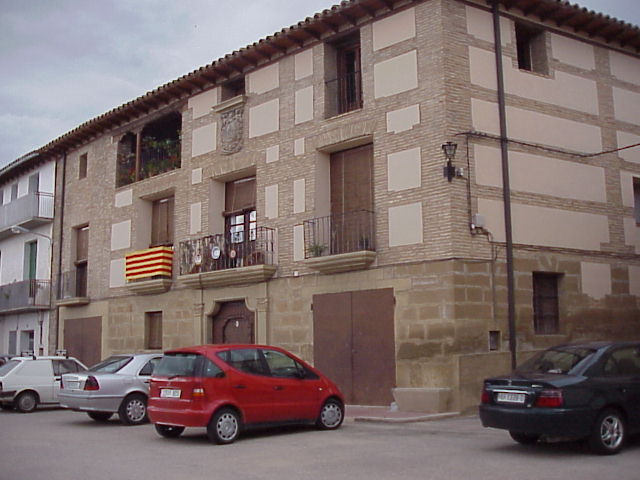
(10, 225), (52, 243)
(442, 141), (458, 182)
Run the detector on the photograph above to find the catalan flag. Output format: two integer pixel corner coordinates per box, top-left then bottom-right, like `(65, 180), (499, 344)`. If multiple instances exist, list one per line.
(125, 246), (173, 281)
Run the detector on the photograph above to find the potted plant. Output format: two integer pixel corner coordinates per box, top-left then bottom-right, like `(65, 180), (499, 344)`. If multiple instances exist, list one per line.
(308, 243), (327, 257)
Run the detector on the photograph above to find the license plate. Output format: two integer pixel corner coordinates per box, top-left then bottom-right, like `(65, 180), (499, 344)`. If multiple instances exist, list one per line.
(160, 389), (181, 398)
(496, 392), (525, 404)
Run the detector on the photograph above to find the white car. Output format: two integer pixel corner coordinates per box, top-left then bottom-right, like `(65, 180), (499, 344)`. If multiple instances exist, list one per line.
(0, 355), (87, 412)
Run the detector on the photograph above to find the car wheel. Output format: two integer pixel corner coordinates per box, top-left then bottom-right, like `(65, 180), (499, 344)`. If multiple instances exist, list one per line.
(207, 408), (241, 444)
(87, 411), (113, 422)
(155, 424), (185, 438)
(589, 408), (626, 455)
(316, 398), (344, 430)
(118, 393), (148, 426)
(14, 391), (38, 413)
(509, 431), (541, 445)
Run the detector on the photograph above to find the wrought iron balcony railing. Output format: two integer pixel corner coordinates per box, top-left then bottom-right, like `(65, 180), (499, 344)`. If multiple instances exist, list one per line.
(180, 227), (275, 275)
(58, 270), (88, 299)
(326, 70), (362, 115)
(0, 279), (51, 312)
(303, 210), (375, 259)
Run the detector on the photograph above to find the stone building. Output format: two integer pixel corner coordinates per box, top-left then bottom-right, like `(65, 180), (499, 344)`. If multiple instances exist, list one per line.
(34, 0), (640, 412)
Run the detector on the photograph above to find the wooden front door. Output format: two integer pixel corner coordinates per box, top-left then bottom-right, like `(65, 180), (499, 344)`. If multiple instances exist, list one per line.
(313, 288), (395, 405)
(212, 301), (255, 344)
(63, 317), (102, 367)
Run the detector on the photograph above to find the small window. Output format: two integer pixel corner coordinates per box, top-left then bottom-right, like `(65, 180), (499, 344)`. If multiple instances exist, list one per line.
(53, 359), (83, 376)
(79, 153), (88, 179)
(221, 77), (245, 102)
(515, 23), (548, 74)
(145, 312), (163, 350)
(533, 272), (561, 334)
(202, 358), (225, 378)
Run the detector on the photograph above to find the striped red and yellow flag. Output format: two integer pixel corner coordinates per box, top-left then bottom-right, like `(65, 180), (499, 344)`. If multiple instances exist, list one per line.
(125, 246), (173, 281)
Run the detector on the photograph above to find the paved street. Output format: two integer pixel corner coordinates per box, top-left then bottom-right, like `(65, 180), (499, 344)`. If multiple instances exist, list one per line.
(1, 408), (638, 480)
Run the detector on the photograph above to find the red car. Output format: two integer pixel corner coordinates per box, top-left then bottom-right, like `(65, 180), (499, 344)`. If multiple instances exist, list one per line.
(148, 344), (345, 444)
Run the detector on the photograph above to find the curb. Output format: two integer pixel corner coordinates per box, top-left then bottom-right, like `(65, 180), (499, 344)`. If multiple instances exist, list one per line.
(351, 412), (461, 424)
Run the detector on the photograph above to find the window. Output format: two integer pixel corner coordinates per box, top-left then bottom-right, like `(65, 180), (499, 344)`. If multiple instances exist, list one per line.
(634, 178), (640, 224)
(603, 347), (640, 376)
(224, 177), (256, 247)
(515, 23), (548, 74)
(24, 241), (37, 281)
(139, 357), (162, 376)
(151, 196), (174, 246)
(116, 112), (181, 187)
(145, 312), (163, 350)
(219, 348), (267, 376)
(79, 153), (88, 179)
(221, 77), (245, 102)
(262, 349), (302, 378)
(532, 272), (561, 334)
(325, 33), (362, 116)
(75, 225), (89, 297)
(28, 173), (39, 193)
(52, 359), (83, 376)
(11, 183), (18, 200)
(8, 331), (17, 355)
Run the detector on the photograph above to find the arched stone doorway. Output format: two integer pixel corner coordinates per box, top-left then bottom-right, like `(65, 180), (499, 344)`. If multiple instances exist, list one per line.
(211, 300), (255, 344)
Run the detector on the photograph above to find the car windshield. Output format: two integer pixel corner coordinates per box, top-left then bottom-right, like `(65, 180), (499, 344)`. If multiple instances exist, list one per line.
(153, 353), (199, 377)
(516, 347), (596, 375)
(0, 360), (20, 376)
(89, 356), (133, 373)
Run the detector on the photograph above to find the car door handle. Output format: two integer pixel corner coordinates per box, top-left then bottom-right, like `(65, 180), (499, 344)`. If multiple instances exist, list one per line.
(273, 386), (284, 391)
(233, 384), (246, 389)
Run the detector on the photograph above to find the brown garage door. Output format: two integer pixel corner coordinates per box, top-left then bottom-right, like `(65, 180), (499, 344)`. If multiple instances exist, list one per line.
(63, 317), (102, 367)
(313, 288), (395, 405)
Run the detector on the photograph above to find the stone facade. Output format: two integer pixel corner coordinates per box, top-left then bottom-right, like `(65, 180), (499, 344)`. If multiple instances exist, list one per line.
(45, 0), (639, 412)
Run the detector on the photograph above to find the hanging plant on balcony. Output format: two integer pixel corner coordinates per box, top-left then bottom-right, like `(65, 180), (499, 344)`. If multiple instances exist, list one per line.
(308, 243), (327, 257)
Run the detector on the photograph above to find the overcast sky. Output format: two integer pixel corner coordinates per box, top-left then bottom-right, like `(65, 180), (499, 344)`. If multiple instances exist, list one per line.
(1, 0), (638, 167)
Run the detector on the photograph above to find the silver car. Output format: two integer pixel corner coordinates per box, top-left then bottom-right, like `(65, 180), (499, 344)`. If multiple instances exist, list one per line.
(59, 353), (162, 425)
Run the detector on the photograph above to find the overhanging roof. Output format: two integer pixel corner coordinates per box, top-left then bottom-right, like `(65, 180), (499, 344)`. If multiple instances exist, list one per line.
(24, 0), (640, 160)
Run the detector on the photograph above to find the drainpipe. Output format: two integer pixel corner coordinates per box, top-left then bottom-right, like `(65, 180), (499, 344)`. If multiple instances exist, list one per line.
(492, 1), (517, 370)
(52, 151), (68, 352)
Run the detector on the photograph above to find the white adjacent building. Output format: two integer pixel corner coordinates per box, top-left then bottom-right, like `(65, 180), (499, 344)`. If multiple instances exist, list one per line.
(0, 153), (55, 356)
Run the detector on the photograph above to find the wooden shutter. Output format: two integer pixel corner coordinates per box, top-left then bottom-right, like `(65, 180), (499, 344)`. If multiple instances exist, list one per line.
(152, 197), (174, 246)
(76, 226), (89, 262)
(330, 144), (373, 216)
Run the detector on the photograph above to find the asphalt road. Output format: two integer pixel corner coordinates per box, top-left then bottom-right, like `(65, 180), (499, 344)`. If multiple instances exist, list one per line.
(1, 408), (638, 480)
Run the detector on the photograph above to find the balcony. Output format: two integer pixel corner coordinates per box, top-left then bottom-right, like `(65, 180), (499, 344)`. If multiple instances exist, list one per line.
(303, 210), (376, 274)
(0, 279), (50, 313)
(125, 246), (174, 295)
(57, 270), (89, 306)
(0, 192), (54, 239)
(179, 227), (276, 288)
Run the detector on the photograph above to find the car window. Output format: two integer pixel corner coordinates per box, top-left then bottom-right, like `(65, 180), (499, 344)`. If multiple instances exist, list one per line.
(218, 349), (268, 376)
(154, 353), (199, 377)
(139, 357), (162, 376)
(53, 360), (84, 376)
(0, 360), (20, 376)
(516, 347), (596, 374)
(603, 347), (640, 376)
(262, 349), (302, 378)
(202, 357), (225, 378)
(90, 356), (133, 373)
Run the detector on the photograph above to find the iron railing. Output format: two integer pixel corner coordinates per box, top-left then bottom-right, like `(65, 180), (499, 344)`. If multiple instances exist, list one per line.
(58, 270), (87, 299)
(0, 192), (54, 232)
(180, 227), (276, 275)
(0, 279), (51, 312)
(303, 210), (375, 258)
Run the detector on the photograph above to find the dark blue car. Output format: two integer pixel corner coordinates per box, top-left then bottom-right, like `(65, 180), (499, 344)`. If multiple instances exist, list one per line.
(479, 342), (640, 454)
